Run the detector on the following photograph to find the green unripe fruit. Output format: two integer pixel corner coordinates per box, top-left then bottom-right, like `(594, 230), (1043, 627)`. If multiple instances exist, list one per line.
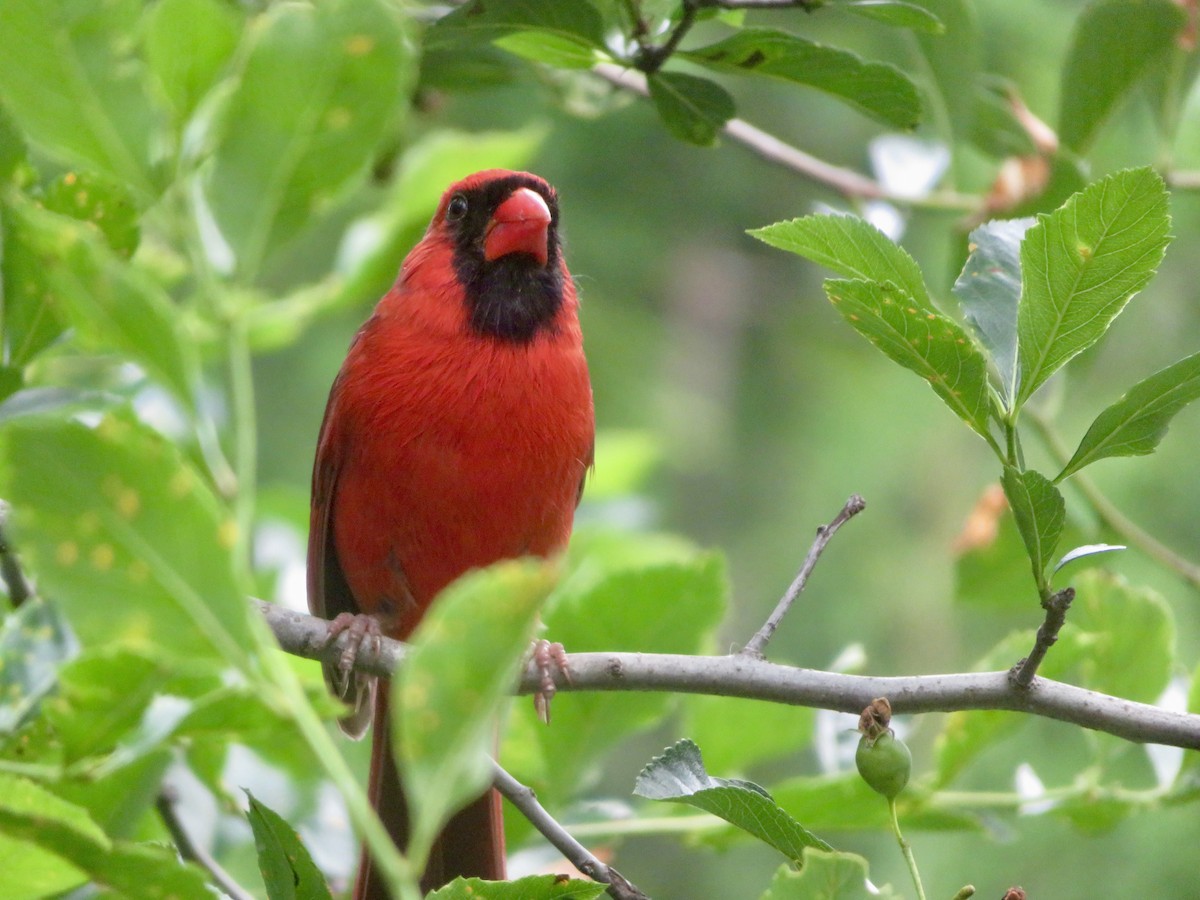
(855, 730), (912, 799)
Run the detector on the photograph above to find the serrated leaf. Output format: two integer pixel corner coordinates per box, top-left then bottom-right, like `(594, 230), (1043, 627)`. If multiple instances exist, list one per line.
(7, 196), (194, 409)
(205, 0), (413, 278)
(1053, 543), (1125, 575)
(835, 0), (945, 33)
(682, 28), (920, 129)
(1, 415), (257, 669)
(1059, 0), (1187, 152)
(492, 31), (604, 68)
(144, 0), (242, 123)
(0, 598), (77, 734)
(635, 740), (833, 861)
(427, 875), (607, 900)
(647, 71), (736, 146)
(0, 0), (161, 194)
(398, 561), (555, 865)
(750, 214), (932, 310)
(246, 791), (333, 900)
(953, 218), (1033, 406)
(1016, 167), (1171, 407)
(426, 0), (607, 52)
(1057, 350), (1200, 480)
(825, 279), (994, 439)
(1000, 467), (1065, 581)
(759, 850), (901, 900)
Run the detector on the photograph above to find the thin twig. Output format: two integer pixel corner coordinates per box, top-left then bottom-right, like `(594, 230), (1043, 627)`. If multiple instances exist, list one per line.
(591, 63), (979, 211)
(742, 494), (866, 658)
(0, 501), (32, 608)
(1009, 587), (1074, 689)
(634, 0), (699, 73)
(258, 601), (1200, 749)
(156, 787), (257, 900)
(491, 762), (649, 900)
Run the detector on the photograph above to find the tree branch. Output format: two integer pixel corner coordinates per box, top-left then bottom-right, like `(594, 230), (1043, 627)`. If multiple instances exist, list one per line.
(0, 501), (32, 608)
(591, 63), (979, 211)
(742, 494), (865, 657)
(255, 600), (1200, 750)
(491, 761), (648, 900)
(157, 786), (257, 900)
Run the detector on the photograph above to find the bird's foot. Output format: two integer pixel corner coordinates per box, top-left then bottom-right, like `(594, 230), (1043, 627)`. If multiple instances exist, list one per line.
(531, 638), (571, 724)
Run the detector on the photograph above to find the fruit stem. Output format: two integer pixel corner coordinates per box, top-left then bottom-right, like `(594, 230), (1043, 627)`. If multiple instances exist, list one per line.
(889, 796), (927, 900)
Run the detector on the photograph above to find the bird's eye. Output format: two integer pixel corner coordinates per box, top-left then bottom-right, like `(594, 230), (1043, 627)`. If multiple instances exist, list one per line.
(446, 193), (468, 221)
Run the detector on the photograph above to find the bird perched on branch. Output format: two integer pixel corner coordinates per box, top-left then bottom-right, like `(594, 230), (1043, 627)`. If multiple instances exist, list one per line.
(307, 170), (594, 897)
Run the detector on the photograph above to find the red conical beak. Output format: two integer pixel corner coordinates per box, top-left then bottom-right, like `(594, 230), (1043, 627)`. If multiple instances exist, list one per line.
(484, 187), (551, 266)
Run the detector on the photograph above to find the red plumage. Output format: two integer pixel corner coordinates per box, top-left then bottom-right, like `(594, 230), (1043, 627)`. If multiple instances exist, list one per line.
(307, 170), (594, 897)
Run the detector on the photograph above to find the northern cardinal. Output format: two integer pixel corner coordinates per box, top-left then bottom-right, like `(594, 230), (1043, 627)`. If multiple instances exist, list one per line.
(307, 170), (594, 897)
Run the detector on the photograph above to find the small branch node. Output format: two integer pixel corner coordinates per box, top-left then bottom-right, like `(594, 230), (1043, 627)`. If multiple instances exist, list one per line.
(1009, 586), (1075, 689)
(741, 494), (866, 658)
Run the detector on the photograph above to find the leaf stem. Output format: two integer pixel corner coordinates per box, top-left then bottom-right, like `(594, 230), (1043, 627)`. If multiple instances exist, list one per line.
(888, 797), (926, 900)
(227, 315), (257, 576)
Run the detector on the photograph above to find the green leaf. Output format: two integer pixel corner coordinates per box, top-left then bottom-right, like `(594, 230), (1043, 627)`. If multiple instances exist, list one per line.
(1016, 167), (1171, 407)
(0, 773), (213, 899)
(635, 740), (833, 861)
(825, 279), (994, 440)
(1, 415), (257, 669)
(910, 0), (980, 143)
(682, 29), (920, 129)
(43, 170), (140, 258)
(0, 200), (68, 370)
(205, 0), (414, 278)
(492, 31), (604, 69)
(144, 0), (242, 123)
(683, 696), (813, 775)
(969, 76), (1039, 159)
(835, 0), (945, 33)
(1071, 571), (1173, 703)
(759, 850), (901, 900)
(44, 648), (170, 764)
(0, 0), (161, 194)
(6, 196), (194, 409)
(953, 217), (1034, 407)
(647, 72), (736, 146)
(427, 875), (607, 900)
(426, 0), (607, 53)
(398, 561), (556, 865)
(0, 103), (27, 182)
(1057, 350), (1200, 480)
(772, 772), (982, 833)
(0, 598), (76, 734)
(505, 529), (726, 811)
(1059, 0), (1187, 152)
(750, 214), (933, 310)
(246, 791), (333, 900)
(1000, 467), (1065, 582)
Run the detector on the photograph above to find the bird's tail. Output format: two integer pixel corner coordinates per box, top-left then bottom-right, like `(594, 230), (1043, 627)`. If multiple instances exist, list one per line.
(355, 682), (506, 899)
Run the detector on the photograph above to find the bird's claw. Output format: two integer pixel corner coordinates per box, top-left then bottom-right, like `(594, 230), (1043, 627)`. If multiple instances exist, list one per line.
(531, 638), (571, 724)
(326, 612), (382, 691)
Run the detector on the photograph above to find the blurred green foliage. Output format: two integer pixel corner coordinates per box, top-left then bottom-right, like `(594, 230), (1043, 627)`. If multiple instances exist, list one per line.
(1, 0), (1200, 898)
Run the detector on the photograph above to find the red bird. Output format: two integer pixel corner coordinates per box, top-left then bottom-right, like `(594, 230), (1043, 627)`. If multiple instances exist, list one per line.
(307, 170), (594, 897)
